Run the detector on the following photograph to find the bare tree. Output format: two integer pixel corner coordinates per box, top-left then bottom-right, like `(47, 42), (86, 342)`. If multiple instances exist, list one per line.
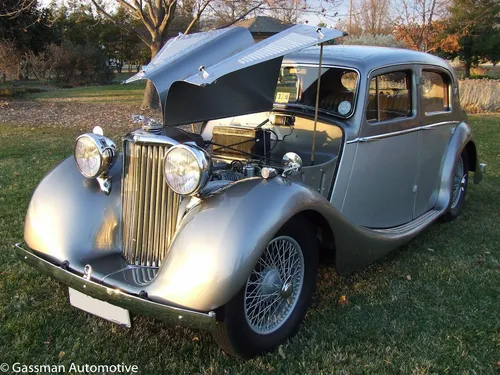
(395, 0), (448, 51)
(90, 0), (186, 108)
(269, 0), (305, 24)
(351, 0), (393, 36)
(0, 39), (23, 81)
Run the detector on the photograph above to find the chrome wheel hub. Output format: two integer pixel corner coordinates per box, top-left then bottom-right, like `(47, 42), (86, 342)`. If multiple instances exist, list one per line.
(244, 236), (305, 334)
(451, 157), (466, 209)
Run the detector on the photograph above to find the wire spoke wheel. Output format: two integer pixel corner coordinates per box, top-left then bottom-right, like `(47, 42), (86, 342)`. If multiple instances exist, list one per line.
(244, 236), (305, 334)
(451, 156), (466, 209)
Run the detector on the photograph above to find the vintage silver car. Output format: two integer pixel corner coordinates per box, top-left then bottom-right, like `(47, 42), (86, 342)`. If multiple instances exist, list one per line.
(15, 25), (486, 358)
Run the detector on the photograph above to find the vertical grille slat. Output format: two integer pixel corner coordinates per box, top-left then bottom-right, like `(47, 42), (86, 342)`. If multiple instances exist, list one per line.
(122, 141), (179, 267)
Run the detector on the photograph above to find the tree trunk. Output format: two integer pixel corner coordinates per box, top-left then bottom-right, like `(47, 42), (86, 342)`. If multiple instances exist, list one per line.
(464, 59), (471, 78)
(141, 40), (163, 110)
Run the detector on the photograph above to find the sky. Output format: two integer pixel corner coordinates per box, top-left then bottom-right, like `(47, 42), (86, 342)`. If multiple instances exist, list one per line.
(39, 0), (351, 29)
(300, 0), (350, 27)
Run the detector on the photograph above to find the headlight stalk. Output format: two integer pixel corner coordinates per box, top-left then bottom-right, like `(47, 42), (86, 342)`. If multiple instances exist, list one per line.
(74, 132), (117, 195)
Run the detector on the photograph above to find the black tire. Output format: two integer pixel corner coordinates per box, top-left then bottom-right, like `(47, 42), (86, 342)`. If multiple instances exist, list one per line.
(213, 217), (318, 359)
(441, 151), (469, 222)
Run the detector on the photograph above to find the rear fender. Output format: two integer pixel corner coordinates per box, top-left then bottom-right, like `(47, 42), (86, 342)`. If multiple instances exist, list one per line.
(435, 122), (473, 211)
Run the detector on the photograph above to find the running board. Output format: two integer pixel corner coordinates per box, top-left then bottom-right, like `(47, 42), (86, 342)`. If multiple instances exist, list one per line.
(371, 209), (442, 235)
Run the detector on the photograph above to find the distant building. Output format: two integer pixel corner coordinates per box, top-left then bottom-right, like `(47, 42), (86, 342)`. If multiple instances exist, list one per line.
(234, 16), (293, 41)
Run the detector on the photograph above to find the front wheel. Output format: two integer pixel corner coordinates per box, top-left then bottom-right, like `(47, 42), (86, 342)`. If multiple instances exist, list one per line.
(441, 152), (469, 222)
(213, 218), (318, 359)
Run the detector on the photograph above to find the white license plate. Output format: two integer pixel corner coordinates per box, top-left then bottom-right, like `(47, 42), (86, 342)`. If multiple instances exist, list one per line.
(68, 288), (131, 327)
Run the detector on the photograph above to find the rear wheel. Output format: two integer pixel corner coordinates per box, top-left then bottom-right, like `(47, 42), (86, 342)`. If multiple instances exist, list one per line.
(441, 152), (468, 222)
(213, 218), (318, 359)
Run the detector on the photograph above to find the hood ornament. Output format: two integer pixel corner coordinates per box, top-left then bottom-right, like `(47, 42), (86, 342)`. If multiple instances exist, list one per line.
(131, 115), (163, 133)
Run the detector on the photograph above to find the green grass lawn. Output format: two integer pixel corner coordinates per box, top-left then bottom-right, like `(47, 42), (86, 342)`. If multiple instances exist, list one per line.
(1, 77), (145, 104)
(0, 115), (499, 374)
(22, 80), (146, 105)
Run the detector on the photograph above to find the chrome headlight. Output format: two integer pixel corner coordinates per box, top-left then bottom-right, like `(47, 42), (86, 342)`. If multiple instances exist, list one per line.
(74, 133), (117, 179)
(164, 144), (212, 195)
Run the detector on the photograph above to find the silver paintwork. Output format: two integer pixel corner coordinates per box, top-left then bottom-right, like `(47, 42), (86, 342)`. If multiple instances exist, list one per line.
(184, 26), (342, 87)
(125, 27), (255, 106)
(20, 41), (485, 319)
(244, 236), (304, 334)
(14, 244), (216, 330)
(130, 25), (342, 126)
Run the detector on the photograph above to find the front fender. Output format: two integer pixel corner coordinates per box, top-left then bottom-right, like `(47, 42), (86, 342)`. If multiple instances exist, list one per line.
(146, 177), (333, 311)
(24, 156), (123, 266)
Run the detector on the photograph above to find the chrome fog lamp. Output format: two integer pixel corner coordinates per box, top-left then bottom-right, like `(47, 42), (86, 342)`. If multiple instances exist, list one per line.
(74, 133), (117, 179)
(164, 144), (212, 196)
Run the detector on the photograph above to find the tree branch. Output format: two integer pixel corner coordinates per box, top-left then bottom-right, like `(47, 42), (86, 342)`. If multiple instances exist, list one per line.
(217, 3), (264, 29)
(184, 0), (212, 34)
(158, 0), (177, 34)
(90, 0), (152, 46)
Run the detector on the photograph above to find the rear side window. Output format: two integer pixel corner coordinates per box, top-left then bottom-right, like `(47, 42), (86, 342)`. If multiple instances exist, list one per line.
(422, 70), (451, 113)
(367, 71), (412, 123)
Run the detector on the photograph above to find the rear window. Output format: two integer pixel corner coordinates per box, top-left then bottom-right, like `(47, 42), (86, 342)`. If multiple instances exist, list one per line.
(367, 71), (412, 123)
(422, 70), (451, 113)
(274, 66), (359, 117)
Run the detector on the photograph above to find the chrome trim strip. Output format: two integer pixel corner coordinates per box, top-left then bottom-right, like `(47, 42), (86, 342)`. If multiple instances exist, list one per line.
(347, 121), (460, 144)
(132, 134), (179, 147)
(14, 244), (216, 331)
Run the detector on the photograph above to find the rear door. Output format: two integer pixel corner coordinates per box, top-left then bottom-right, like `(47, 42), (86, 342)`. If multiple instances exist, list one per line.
(341, 65), (420, 228)
(414, 66), (456, 217)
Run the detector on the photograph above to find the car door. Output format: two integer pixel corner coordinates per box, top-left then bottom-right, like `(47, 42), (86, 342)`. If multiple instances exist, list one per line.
(414, 66), (457, 217)
(341, 66), (420, 228)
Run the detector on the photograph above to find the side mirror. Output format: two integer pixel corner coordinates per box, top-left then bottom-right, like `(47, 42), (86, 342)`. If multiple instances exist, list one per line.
(282, 152), (302, 177)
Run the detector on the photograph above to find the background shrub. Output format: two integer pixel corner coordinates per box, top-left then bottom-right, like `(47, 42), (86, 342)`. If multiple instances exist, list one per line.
(52, 43), (113, 86)
(459, 79), (500, 113)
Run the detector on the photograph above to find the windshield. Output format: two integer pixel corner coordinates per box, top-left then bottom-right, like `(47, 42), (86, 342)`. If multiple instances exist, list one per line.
(274, 66), (359, 117)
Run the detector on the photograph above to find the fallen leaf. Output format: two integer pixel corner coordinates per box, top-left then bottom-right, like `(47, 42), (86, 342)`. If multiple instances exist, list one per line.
(427, 248), (434, 252)
(278, 345), (286, 360)
(59, 351), (65, 358)
(338, 295), (348, 305)
(406, 275), (412, 281)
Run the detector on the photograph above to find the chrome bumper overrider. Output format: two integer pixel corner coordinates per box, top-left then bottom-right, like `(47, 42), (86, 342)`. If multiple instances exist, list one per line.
(13, 244), (216, 331)
(474, 162), (487, 184)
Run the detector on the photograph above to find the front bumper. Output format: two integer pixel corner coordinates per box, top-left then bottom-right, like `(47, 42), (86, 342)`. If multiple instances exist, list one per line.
(13, 244), (216, 331)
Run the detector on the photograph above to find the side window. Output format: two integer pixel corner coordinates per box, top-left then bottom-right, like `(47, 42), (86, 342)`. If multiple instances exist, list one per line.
(422, 70), (451, 113)
(367, 71), (412, 123)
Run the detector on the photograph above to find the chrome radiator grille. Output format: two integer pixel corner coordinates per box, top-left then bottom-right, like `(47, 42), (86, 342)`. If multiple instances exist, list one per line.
(122, 140), (180, 267)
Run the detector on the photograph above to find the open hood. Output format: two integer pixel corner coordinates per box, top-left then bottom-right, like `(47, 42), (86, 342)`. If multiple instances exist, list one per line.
(127, 25), (344, 126)
(125, 27), (255, 106)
